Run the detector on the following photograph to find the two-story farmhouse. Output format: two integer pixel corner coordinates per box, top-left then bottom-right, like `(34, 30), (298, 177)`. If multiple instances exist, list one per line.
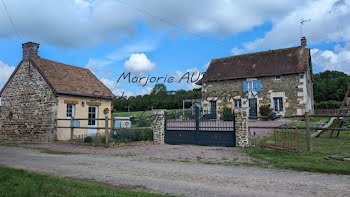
(0, 42), (114, 143)
(198, 37), (314, 117)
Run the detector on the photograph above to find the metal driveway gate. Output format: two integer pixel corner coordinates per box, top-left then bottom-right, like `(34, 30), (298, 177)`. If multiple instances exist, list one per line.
(165, 107), (236, 147)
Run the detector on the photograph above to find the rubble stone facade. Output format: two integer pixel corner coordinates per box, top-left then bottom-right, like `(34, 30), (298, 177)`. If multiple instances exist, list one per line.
(0, 61), (58, 143)
(152, 109), (165, 144)
(201, 71), (314, 117)
(235, 108), (250, 147)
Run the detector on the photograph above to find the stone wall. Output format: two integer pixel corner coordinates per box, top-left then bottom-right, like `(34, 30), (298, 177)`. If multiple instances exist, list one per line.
(0, 61), (58, 143)
(235, 108), (250, 147)
(152, 109), (165, 144)
(201, 72), (313, 116)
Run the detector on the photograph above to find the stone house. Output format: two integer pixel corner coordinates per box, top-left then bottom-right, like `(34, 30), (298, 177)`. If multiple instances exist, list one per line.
(0, 42), (114, 143)
(198, 37), (314, 118)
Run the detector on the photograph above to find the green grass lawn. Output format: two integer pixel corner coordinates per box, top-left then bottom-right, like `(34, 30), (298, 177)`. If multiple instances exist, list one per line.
(0, 165), (169, 197)
(246, 118), (350, 174)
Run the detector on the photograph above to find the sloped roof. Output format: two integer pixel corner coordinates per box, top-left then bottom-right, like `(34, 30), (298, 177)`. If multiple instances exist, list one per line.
(31, 58), (114, 99)
(0, 58), (114, 99)
(199, 46), (310, 84)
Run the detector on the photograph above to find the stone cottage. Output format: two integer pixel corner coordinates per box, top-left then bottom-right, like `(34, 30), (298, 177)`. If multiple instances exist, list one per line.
(198, 37), (314, 118)
(0, 42), (114, 143)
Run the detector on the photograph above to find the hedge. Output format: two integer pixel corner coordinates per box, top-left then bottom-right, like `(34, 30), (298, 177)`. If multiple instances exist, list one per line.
(112, 129), (153, 143)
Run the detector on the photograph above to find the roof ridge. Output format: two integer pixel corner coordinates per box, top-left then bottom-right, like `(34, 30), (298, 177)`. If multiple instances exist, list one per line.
(213, 46), (305, 61)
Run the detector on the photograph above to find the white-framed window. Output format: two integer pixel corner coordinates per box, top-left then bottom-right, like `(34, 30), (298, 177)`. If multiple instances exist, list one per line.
(275, 76), (281, 80)
(273, 97), (283, 112)
(247, 80), (257, 91)
(88, 106), (98, 126)
(66, 104), (74, 118)
(234, 99), (242, 109)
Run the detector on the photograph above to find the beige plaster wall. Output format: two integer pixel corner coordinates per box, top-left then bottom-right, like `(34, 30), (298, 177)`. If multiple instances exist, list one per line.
(56, 94), (112, 141)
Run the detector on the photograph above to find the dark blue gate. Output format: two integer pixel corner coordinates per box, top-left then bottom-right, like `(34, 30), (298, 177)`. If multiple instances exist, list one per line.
(165, 107), (236, 147)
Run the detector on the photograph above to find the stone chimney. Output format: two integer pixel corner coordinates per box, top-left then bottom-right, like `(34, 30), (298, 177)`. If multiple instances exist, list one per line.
(22, 42), (40, 61)
(301, 37), (307, 47)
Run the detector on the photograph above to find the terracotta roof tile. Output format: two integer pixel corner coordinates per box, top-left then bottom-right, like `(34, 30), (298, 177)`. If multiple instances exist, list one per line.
(200, 46), (310, 83)
(31, 58), (114, 99)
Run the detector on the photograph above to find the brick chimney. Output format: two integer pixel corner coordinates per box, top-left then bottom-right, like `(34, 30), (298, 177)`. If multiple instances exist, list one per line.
(301, 37), (307, 47)
(22, 42), (40, 61)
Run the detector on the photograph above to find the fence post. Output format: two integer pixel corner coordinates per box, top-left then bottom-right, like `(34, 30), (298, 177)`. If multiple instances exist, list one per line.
(105, 116), (109, 147)
(305, 112), (312, 151)
(70, 117), (74, 144)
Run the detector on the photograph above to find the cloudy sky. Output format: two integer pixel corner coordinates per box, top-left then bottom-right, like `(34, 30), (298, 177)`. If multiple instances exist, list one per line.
(0, 0), (349, 96)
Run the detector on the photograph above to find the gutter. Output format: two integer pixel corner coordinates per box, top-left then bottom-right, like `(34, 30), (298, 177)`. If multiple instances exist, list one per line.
(56, 91), (114, 100)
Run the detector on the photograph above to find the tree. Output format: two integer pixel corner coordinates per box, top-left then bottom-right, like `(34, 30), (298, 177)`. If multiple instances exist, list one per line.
(151, 83), (167, 95)
(313, 70), (350, 102)
(113, 83), (203, 112)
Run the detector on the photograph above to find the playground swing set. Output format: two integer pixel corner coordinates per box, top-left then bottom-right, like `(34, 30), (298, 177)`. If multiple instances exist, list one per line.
(260, 86), (350, 157)
(312, 86), (350, 138)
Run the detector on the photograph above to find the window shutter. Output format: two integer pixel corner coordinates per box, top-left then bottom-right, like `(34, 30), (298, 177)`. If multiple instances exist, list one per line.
(243, 81), (247, 93)
(257, 80), (261, 92)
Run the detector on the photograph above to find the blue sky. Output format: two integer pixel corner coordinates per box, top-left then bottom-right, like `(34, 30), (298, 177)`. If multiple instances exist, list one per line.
(0, 0), (350, 97)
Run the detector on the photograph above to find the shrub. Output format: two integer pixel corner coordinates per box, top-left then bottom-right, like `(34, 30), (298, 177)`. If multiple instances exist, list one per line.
(84, 136), (93, 143)
(133, 119), (152, 127)
(222, 107), (233, 121)
(112, 129), (153, 143)
(99, 136), (106, 144)
(259, 104), (272, 116)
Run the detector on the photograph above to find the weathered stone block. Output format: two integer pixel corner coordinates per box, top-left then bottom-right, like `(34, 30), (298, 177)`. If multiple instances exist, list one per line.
(152, 109), (165, 144)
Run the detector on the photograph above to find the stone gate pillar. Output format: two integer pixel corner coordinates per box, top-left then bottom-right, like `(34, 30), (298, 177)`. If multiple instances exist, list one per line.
(235, 107), (250, 147)
(152, 109), (166, 144)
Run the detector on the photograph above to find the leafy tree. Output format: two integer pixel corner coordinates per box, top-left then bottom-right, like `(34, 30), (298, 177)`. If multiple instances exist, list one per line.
(313, 70), (350, 102)
(114, 83), (202, 111)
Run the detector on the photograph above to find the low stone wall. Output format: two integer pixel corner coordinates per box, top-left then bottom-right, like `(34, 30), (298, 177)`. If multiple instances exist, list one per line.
(235, 108), (250, 147)
(152, 109), (165, 144)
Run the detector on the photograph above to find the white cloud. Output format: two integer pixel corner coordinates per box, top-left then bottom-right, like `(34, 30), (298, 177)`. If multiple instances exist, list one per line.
(0, 0), (306, 48)
(124, 53), (155, 73)
(0, 61), (15, 89)
(85, 58), (112, 71)
(241, 0), (350, 51)
(107, 40), (157, 61)
(100, 77), (152, 97)
(175, 67), (203, 90)
(203, 62), (210, 70)
(231, 47), (244, 55)
(85, 40), (157, 74)
(311, 43), (350, 74)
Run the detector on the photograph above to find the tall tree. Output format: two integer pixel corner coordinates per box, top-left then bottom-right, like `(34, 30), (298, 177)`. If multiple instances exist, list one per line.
(313, 70), (350, 102)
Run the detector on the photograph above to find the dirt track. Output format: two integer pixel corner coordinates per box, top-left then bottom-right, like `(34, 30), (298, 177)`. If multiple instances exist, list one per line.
(0, 145), (349, 197)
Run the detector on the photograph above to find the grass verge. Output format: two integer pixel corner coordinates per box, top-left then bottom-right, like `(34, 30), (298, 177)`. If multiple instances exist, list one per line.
(245, 118), (350, 175)
(0, 165), (170, 197)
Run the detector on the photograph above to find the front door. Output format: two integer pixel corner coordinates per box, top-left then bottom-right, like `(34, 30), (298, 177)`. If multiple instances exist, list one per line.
(249, 98), (257, 118)
(88, 106), (98, 136)
(210, 101), (217, 119)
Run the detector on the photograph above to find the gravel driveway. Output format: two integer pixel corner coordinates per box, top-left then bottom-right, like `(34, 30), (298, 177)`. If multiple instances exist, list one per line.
(1, 145), (349, 197)
(22, 143), (253, 164)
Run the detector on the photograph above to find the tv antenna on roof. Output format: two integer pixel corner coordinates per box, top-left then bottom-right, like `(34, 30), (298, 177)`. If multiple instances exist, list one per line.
(300, 18), (311, 38)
